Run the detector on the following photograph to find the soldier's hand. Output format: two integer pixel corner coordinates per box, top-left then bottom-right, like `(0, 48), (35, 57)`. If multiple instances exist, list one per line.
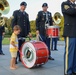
(36, 30), (39, 35)
(75, 7), (76, 9)
(36, 30), (39, 41)
(2, 32), (5, 36)
(8, 38), (11, 40)
(28, 32), (32, 38)
(53, 22), (56, 25)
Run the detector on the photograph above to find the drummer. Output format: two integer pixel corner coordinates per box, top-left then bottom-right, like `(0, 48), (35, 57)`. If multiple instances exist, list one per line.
(36, 3), (54, 60)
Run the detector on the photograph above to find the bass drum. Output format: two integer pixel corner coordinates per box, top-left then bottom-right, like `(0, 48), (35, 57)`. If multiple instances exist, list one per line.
(20, 41), (49, 68)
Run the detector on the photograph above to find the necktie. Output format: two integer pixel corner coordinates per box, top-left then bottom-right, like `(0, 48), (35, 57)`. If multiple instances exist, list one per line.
(21, 11), (25, 15)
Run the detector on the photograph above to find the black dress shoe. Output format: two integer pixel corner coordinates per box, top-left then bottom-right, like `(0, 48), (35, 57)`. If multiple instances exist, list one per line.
(65, 74), (73, 75)
(73, 72), (76, 75)
(51, 49), (54, 51)
(19, 59), (21, 62)
(0, 53), (5, 55)
(54, 49), (58, 51)
(15, 61), (18, 64)
(51, 49), (53, 51)
(48, 57), (54, 60)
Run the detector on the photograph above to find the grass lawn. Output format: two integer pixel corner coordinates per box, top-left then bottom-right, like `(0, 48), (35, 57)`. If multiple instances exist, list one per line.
(2, 37), (36, 45)
(2, 38), (10, 45)
(2, 37), (64, 45)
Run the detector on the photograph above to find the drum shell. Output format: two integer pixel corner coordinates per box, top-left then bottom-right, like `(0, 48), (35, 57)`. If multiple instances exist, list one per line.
(33, 42), (49, 65)
(46, 26), (59, 38)
(20, 41), (49, 68)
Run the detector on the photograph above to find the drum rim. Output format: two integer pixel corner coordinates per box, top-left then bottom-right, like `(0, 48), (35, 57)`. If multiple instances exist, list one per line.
(20, 42), (36, 68)
(47, 26), (59, 29)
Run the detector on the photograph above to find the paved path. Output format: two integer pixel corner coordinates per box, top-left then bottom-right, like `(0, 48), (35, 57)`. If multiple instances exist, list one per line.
(0, 41), (65, 75)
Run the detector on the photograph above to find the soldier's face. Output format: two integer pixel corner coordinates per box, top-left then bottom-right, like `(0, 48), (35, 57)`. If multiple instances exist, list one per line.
(71, 0), (76, 2)
(20, 5), (26, 11)
(42, 7), (48, 11)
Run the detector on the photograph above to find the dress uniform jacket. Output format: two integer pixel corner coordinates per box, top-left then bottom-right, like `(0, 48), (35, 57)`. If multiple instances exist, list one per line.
(0, 26), (5, 36)
(36, 11), (53, 36)
(61, 1), (76, 37)
(12, 10), (30, 37)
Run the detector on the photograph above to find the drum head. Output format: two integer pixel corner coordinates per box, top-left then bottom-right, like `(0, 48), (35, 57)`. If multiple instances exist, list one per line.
(20, 42), (36, 68)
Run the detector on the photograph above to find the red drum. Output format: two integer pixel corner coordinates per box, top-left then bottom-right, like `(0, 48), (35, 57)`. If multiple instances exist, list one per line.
(46, 26), (59, 38)
(20, 41), (49, 68)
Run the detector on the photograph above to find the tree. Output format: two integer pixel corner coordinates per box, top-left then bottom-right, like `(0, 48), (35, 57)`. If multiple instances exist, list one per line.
(2, 16), (65, 41)
(30, 20), (36, 36)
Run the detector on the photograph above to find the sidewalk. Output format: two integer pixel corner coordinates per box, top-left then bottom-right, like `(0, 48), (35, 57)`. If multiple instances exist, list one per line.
(0, 41), (65, 75)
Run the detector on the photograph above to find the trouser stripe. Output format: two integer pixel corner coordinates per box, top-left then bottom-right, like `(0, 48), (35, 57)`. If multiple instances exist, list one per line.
(65, 37), (69, 74)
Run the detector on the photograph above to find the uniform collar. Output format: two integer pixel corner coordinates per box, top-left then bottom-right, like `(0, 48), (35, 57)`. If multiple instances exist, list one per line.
(43, 11), (48, 13)
(19, 9), (26, 15)
(19, 9), (25, 13)
(68, 0), (75, 4)
(70, 1), (75, 4)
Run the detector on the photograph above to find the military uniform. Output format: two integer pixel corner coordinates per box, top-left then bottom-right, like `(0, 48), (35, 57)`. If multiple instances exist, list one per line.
(12, 10), (30, 37)
(0, 26), (5, 55)
(12, 2), (30, 63)
(61, 0), (76, 75)
(51, 38), (58, 50)
(36, 11), (53, 36)
(36, 3), (53, 59)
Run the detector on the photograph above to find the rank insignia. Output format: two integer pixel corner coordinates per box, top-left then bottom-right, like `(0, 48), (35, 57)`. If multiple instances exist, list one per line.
(36, 15), (38, 19)
(64, 5), (70, 10)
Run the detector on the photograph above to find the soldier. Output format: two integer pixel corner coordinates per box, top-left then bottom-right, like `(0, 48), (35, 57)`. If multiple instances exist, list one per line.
(36, 3), (54, 60)
(51, 38), (58, 51)
(0, 24), (5, 55)
(12, 2), (31, 64)
(0, 13), (5, 55)
(61, 0), (76, 75)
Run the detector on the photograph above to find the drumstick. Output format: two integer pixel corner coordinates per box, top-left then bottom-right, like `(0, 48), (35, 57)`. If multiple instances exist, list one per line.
(36, 34), (43, 41)
(36, 34), (39, 41)
(39, 35), (43, 41)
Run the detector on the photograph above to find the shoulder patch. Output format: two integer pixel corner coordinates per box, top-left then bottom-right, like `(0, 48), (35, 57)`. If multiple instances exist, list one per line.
(64, 5), (70, 10)
(11, 16), (14, 19)
(36, 15), (38, 19)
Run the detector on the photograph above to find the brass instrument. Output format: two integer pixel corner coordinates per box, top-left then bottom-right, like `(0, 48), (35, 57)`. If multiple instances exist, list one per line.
(0, 16), (5, 26)
(0, 0), (10, 14)
(0, 0), (10, 26)
(53, 12), (61, 25)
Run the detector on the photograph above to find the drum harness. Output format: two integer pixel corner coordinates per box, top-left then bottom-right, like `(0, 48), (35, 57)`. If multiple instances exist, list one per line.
(45, 12), (50, 29)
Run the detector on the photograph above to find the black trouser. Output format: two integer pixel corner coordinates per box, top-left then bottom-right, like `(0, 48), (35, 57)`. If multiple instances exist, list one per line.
(0, 36), (3, 54)
(39, 35), (51, 57)
(51, 38), (58, 50)
(16, 39), (25, 62)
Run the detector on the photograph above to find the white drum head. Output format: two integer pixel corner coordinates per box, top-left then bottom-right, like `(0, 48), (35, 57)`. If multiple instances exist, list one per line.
(21, 42), (36, 68)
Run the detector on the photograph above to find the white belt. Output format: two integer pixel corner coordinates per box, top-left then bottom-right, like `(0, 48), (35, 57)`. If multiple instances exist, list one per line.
(18, 37), (25, 40)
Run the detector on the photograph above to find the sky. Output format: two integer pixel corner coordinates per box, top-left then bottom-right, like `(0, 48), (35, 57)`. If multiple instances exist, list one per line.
(2, 0), (66, 21)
